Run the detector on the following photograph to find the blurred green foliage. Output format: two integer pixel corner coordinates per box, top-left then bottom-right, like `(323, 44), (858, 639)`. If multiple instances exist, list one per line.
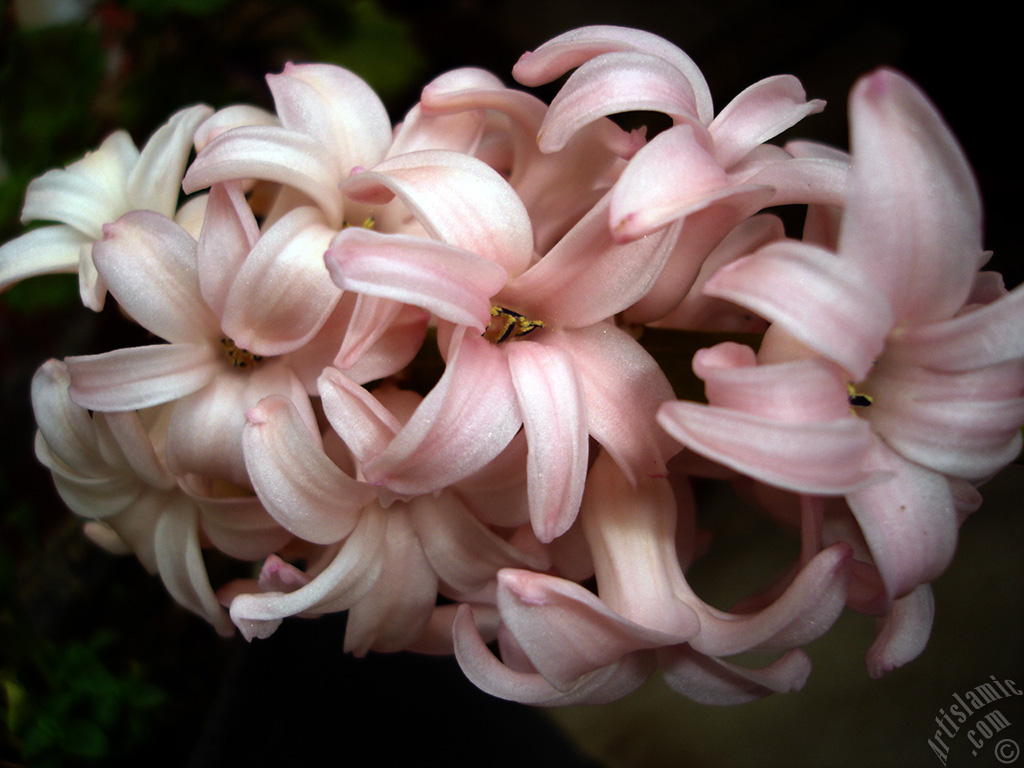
(2, 631), (166, 766)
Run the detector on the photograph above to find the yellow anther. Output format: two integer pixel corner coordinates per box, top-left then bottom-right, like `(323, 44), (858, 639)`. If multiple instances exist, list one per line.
(221, 337), (263, 369)
(846, 382), (873, 408)
(483, 306), (544, 344)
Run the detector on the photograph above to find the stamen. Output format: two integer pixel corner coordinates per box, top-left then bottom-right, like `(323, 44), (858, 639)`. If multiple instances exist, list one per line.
(483, 306), (544, 344)
(341, 216), (377, 229)
(221, 337), (263, 369)
(846, 382), (873, 408)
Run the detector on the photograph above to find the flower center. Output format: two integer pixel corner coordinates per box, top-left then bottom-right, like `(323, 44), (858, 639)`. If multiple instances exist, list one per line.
(221, 337), (263, 369)
(846, 382), (873, 409)
(483, 306), (544, 344)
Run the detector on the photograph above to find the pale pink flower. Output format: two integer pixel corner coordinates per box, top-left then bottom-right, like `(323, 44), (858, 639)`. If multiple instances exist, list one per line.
(224, 384), (544, 654)
(182, 63), (391, 229)
(31, 360), (234, 636)
(182, 63), (499, 230)
(0, 104), (212, 309)
(512, 26), (847, 324)
(452, 451), (852, 705)
(324, 149), (679, 541)
(658, 69), (1024, 612)
(513, 25), (836, 230)
(181, 63), (510, 372)
(63, 182), (417, 491)
(415, 68), (637, 253)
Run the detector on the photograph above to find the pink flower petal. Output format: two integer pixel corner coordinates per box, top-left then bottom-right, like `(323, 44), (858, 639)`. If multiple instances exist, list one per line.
(537, 51), (703, 153)
(333, 293), (404, 369)
(343, 510), (438, 655)
(865, 358), (1024, 480)
(31, 359), (102, 473)
(620, 188), (777, 323)
(693, 342), (852, 422)
(22, 131), (138, 238)
(513, 25), (713, 123)
(496, 569), (688, 689)
(243, 394), (376, 544)
(183, 126), (347, 226)
(92, 211), (219, 344)
(328, 303), (429, 386)
(651, 214), (785, 330)
(658, 401), (876, 494)
(452, 430), (531, 528)
(195, 182), (259, 317)
(154, 504), (234, 637)
(267, 62), (391, 170)
(580, 451), (703, 636)
(181, 483), (292, 561)
(847, 441), (959, 601)
(127, 104), (213, 216)
(607, 124), (728, 235)
(317, 367), (403, 464)
(228, 510), (388, 641)
(325, 227), (507, 331)
(709, 75), (824, 169)
(0, 225), (87, 292)
(409, 492), (545, 595)
(705, 241), (894, 380)
(341, 150), (534, 277)
(546, 324), (677, 484)
(510, 196), (681, 328)
(221, 207), (340, 356)
(737, 153), (849, 208)
(658, 646), (812, 705)
(866, 584), (935, 678)
(885, 281), (1024, 371)
(390, 68), (509, 156)
(165, 363), (315, 489)
(194, 105), (279, 152)
(66, 343), (220, 411)
(839, 69), (986, 324)
(362, 331), (522, 495)
(452, 604), (654, 705)
(506, 340), (589, 542)
(684, 543), (852, 656)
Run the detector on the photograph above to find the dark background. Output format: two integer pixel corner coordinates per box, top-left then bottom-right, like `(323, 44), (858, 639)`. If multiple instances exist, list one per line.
(1, 1), (1019, 766)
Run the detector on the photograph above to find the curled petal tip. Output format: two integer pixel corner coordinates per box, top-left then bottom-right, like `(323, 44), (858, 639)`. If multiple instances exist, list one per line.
(245, 396), (286, 426)
(499, 569), (552, 606)
(857, 67), (900, 98)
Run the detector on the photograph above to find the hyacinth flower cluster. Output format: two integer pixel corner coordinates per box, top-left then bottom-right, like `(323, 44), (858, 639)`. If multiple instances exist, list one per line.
(3, 26), (1022, 706)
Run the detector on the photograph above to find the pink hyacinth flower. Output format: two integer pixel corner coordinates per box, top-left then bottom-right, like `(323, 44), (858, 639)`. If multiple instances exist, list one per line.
(512, 25), (845, 323)
(63, 182), (413, 491)
(659, 69), (1024, 607)
(31, 360), (234, 636)
(323, 149), (679, 541)
(452, 451), (852, 705)
(227, 385), (545, 654)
